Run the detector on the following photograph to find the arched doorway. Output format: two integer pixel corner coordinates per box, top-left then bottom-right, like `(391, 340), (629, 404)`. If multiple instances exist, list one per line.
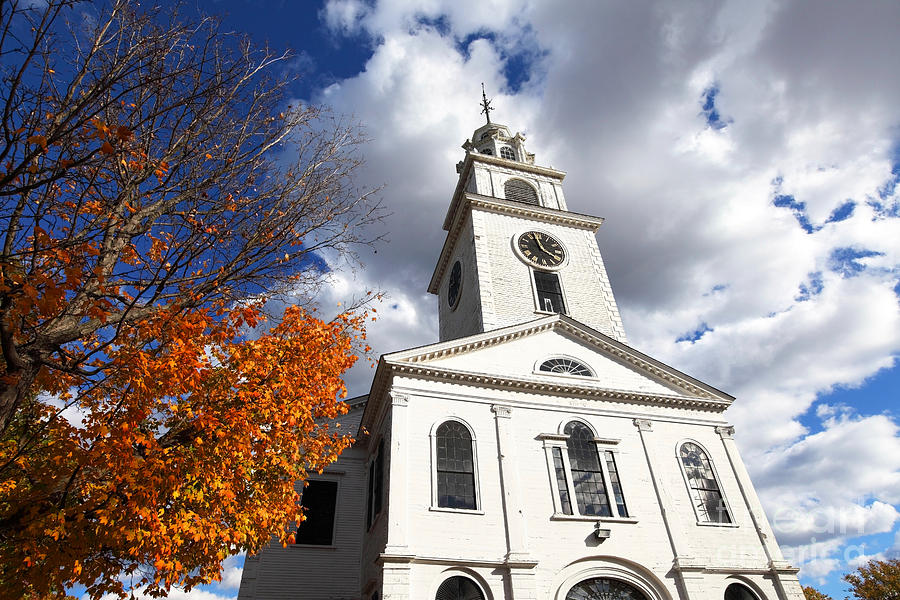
(566, 577), (649, 600)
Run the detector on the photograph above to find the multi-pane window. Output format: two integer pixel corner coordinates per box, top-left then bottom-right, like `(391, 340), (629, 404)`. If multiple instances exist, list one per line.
(547, 422), (630, 519)
(499, 146), (516, 160)
(435, 421), (477, 510)
(534, 270), (566, 313)
(504, 179), (538, 205)
(435, 576), (485, 600)
(565, 422), (611, 517)
(552, 447), (573, 515)
(295, 480), (338, 545)
(679, 442), (731, 524)
(366, 439), (385, 530)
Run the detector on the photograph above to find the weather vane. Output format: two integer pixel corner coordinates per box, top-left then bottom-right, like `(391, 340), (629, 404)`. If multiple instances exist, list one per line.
(480, 83), (494, 124)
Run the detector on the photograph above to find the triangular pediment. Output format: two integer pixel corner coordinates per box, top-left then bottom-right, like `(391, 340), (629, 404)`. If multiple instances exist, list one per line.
(377, 315), (733, 411)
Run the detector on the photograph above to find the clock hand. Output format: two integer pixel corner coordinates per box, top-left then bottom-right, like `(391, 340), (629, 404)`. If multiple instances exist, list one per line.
(534, 236), (551, 254)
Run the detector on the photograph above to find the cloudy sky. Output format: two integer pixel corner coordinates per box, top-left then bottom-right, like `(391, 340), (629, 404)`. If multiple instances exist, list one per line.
(161, 0), (900, 597)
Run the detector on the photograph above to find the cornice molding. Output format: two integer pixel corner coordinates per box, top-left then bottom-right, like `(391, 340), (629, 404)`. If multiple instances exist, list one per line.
(384, 362), (730, 412)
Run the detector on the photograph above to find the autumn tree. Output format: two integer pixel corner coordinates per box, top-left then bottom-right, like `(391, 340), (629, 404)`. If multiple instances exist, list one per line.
(0, 0), (380, 597)
(803, 586), (833, 600)
(843, 558), (900, 599)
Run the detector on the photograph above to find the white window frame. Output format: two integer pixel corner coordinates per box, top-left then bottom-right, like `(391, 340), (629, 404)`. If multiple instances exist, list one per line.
(539, 420), (636, 523)
(530, 268), (569, 315)
(429, 417), (483, 514)
(676, 439), (737, 527)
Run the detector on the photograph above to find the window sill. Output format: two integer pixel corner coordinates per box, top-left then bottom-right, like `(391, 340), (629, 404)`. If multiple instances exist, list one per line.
(550, 514), (638, 524)
(534, 309), (566, 317)
(695, 520), (739, 528)
(429, 506), (484, 515)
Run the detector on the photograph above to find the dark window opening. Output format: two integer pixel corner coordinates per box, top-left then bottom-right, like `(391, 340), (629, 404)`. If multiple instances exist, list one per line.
(481, 147), (493, 155)
(724, 583), (758, 600)
(296, 480), (338, 545)
(367, 439), (385, 530)
(534, 270), (565, 314)
(436, 421), (477, 510)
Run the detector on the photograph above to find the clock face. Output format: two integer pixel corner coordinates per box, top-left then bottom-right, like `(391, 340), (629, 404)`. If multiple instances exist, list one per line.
(448, 260), (462, 308)
(517, 231), (565, 267)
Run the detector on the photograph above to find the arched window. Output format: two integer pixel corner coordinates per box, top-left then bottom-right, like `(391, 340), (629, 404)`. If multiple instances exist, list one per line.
(480, 147), (493, 155)
(435, 421), (477, 509)
(499, 146), (515, 160)
(565, 578), (648, 600)
(547, 422), (629, 518)
(539, 357), (593, 376)
(724, 583), (760, 600)
(436, 576), (485, 600)
(679, 442), (731, 523)
(564, 421), (612, 517)
(504, 179), (538, 205)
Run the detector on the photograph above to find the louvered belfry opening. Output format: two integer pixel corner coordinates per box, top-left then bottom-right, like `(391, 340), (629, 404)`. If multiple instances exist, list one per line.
(435, 576), (485, 600)
(504, 179), (538, 205)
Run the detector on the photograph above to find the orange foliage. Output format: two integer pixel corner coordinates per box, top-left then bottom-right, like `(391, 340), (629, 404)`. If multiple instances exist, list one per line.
(1, 302), (364, 598)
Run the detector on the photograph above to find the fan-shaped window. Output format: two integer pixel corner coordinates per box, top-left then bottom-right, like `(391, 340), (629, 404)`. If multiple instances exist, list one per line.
(564, 422), (612, 517)
(499, 146), (515, 160)
(436, 576), (485, 600)
(540, 357), (593, 376)
(480, 147), (493, 155)
(565, 577), (648, 600)
(435, 421), (477, 509)
(724, 583), (759, 600)
(679, 442), (731, 523)
(504, 179), (538, 205)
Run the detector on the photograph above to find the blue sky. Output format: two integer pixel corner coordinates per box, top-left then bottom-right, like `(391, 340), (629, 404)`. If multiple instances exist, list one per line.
(112, 1), (900, 598)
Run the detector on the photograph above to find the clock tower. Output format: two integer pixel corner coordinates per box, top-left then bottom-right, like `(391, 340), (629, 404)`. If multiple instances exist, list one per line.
(428, 93), (627, 343)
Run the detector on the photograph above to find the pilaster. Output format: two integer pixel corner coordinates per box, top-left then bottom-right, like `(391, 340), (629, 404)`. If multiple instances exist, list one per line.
(384, 391), (410, 556)
(492, 404), (530, 562)
(633, 418), (694, 599)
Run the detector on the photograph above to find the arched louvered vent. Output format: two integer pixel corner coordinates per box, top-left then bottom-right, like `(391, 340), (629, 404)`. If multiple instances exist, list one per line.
(481, 147), (493, 155)
(565, 578), (648, 600)
(539, 358), (593, 376)
(500, 146), (515, 160)
(435, 576), (484, 600)
(504, 179), (538, 205)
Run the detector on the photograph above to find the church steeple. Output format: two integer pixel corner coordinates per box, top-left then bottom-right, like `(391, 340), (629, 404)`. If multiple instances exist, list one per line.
(430, 100), (627, 344)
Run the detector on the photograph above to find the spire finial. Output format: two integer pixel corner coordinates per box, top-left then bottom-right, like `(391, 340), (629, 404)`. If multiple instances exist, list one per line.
(480, 83), (494, 124)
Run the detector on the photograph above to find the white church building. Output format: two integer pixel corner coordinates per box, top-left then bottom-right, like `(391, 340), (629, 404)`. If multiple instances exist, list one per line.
(238, 100), (806, 600)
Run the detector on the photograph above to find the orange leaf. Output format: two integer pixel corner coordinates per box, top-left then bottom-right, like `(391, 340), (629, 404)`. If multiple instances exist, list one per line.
(100, 141), (115, 155)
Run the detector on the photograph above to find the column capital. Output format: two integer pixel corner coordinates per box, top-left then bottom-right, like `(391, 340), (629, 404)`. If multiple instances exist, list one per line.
(633, 418), (653, 432)
(715, 425), (736, 439)
(390, 391), (409, 406)
(492, 404), (513, 418)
